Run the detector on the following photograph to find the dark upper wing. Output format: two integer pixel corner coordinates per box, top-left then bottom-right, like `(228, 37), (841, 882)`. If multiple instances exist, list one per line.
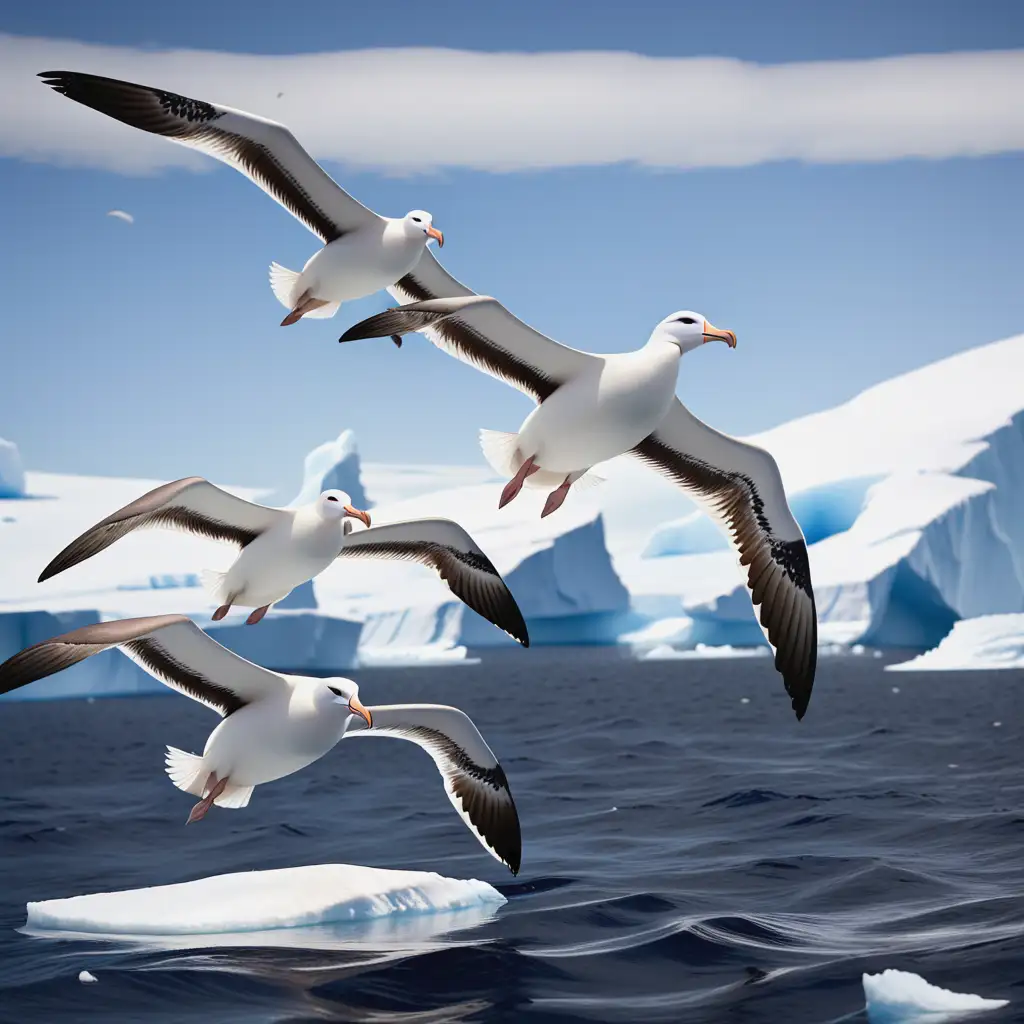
(337, 518), (529, 647)
(632, 399), (817, 719)
(38, 477), (285, 583)
(345, 703), (521, 874)
(39, 71), (380, 243)
(0, 615), (285, 715)
(338, 250), (596, 403)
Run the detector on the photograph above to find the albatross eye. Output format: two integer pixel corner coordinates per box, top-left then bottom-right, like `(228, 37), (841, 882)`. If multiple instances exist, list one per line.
(411, 216), (422, 223)
(328, 685), (342, 696)
(676, 317), (697, 325)
(326, 496), (339, 502)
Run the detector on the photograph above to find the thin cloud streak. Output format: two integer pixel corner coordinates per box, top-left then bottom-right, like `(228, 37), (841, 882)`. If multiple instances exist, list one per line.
(106, 209), (134, 223)
(2, 34), (1023, 175)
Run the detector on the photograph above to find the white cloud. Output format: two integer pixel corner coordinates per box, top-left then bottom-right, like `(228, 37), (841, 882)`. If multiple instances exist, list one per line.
(106, 209), (134, 223)
(2, 33), (1023, 175)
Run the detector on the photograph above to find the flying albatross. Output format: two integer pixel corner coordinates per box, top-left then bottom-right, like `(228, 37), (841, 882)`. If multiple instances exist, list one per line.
(38, 70), (444, 328)
(0, 615), (522, 873)
(37, 479), (529, 646)
(340, 289), (816, 719)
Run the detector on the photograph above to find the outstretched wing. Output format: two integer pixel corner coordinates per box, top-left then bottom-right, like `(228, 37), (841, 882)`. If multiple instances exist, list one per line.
(339, 255), (598, 403)
(0, 615), (285, 716)
(38, 477), (285, 583)
(345, 703), (521, 874)
(39, 70), (380, 243)
(337, 518), (529, 647)
(632, 399), (817, 719)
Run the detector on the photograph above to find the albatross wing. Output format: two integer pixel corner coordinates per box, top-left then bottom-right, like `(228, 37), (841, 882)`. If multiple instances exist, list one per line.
(0, 615), (286, 716)
(345, 703), (522, 874)
(39, 71), (381, 244)
(339, 251), (597, 403)
(337, 518), (530, 647)
(38, 477), (286, 583)
(631, 399), (817, 719)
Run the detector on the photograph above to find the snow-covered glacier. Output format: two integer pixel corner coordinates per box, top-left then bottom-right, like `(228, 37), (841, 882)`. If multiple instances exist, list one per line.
(1, 332), (1022, 698)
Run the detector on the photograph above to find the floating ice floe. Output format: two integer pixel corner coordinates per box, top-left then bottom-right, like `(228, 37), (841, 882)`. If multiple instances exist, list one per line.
(887, 615), (1024, 672)
(26, 864), (505, 943)
(863, 969), (1008, 1022)
(78, 970), (98, 984)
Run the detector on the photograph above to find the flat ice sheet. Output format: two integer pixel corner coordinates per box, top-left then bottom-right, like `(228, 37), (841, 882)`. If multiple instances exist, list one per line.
(25, 863), (505, 939)
(864, 969), (1008, 1022)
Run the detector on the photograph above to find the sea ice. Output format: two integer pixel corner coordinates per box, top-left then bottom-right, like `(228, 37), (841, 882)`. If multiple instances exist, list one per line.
(887, 614), (1024, 672)
(78, 970), (97, 983)
(863, 968), (1007, 1022)
(288, 428), (372, 509)
(25, 864), (506, 938)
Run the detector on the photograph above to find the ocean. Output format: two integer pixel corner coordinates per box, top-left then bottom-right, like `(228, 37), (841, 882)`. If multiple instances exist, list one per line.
(2, 648), (1023, 1023)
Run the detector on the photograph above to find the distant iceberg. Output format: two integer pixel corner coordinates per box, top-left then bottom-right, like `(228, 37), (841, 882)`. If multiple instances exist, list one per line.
(25, 863), (505, 939)
(2, 332), (1024, 695)
(887, 614), (1024, 672)
(0, 437), (25, 498)
(863, 968), (1007, 1022)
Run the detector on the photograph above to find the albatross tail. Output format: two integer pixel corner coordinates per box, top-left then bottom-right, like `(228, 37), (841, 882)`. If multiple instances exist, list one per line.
(269, 263), (339, 320)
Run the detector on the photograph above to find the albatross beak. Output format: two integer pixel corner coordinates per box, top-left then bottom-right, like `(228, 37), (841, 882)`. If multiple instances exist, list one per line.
(426, 226), (444, 248)
(348, 695), (373, 728)
(343, 505), (372, 529)
(702, 321), (737, 348)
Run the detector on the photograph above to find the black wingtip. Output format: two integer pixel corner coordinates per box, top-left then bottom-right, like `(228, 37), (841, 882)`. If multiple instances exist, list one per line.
(391, 335), (403, 348)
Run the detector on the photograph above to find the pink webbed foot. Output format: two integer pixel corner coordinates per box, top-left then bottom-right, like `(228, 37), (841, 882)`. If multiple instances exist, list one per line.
(245, 605), (270, 626)
(498, 456), (539, 509)
(211, 604), (231, 622)
(541, 476), (573, 518)
(186, 773), (228, 825)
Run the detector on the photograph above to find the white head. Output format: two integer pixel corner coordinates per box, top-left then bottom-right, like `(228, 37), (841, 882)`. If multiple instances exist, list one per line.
(316, 489), (372, 530)
(323, 677), (373, 727)
(402, 210), (444, 248)
(651, 311), (737, 355)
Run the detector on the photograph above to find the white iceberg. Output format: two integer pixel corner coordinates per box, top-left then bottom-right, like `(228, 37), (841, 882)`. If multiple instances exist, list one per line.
(863, 969), (1008, 1022)
(0, 437), (25, 498)
(287, 428), (372, 509)
(25, 864), (505, 941)
(887, 614), (1024, 672)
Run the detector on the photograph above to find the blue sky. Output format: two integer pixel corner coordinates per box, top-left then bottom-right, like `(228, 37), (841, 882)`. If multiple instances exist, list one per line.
(1, 1), (1022, 497)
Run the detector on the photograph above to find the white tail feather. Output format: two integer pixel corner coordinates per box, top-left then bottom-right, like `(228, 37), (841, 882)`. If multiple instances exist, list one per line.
(214, 783), (254, 809)
(269, 262), (301, 309)
(200, 568), (230, 604)
(165, 746), (206, 797)
(479, 429), (520, 477)
(299, 300), (341, 319)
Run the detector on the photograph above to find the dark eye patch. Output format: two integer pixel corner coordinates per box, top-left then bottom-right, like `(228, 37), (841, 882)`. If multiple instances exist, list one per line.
(326, 495), (339, 502)
(676, 317), (697, 325)
(328, 685), (342, 696)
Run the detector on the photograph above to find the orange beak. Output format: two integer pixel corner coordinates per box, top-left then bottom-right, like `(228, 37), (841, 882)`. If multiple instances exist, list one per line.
(702, 320), (737, 348)
(344, 505), (372, 528)
(348, 694), (373, 728)
(426, 225), (444, 248)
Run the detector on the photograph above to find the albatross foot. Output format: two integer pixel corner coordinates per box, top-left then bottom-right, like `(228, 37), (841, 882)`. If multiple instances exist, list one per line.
(186, 773), (228, 825)
(281, 289), (330, 326)
(211, 604), (232, 622)
(245, 604), (270, 626)
(498, 457), (539, 509)
(541, 476), (573, 518)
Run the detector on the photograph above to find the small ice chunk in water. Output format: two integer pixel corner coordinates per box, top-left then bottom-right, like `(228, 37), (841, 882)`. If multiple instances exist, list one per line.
(78, 970), (97, 984)
(864, 969), (1007, 1022)
(740, 697), (750, 704)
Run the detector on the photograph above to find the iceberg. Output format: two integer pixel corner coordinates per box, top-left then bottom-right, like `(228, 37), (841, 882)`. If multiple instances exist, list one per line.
(288, 428), (372, 509)
(0, 437), (25, 498)
(25, 863), (505, 941)
(863, 969), (1008, 1022)
(887, 614), (1024, 672)
(615, 333), (1024, 653)
(1, 331), (1022, 691)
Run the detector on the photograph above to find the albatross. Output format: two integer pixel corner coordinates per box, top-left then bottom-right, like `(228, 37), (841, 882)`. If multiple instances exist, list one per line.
(38, 479), (529, 646)
(0, 615), (521, 873)
(339, 289), (816, 719)
(38, 70), (444, 328)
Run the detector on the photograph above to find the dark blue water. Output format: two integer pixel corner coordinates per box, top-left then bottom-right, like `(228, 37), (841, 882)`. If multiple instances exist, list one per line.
(2, 648), (1024, 1023)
